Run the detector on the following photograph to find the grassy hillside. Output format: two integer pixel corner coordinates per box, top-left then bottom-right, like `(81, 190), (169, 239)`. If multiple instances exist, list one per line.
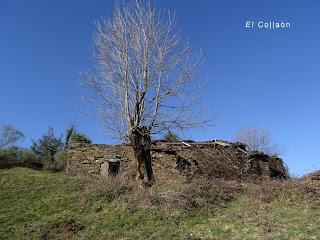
(0, 168), (319, 240)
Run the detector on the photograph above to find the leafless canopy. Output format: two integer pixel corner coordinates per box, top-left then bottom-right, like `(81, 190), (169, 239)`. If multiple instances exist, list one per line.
(82, 0), (207, 140)
(235, 128), (284, 156)
(0, 125), (24, 149)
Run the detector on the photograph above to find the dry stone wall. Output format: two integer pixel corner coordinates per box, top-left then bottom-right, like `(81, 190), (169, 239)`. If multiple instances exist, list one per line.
(66, 140), (288, 180)
(66, 144), (134, 178)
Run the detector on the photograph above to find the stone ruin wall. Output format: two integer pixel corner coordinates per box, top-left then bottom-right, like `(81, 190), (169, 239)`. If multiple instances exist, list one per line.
(66, 141), (288, 181)
(66, 144), (133, 178)
(66, 143), (184, 181)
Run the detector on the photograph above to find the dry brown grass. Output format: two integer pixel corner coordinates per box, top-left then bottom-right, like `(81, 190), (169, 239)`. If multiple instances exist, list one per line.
(79, 174), (135, 206)
(79, 172), (320, 217)
(79, 175), (245, 216)
(244, 178), (320, 205)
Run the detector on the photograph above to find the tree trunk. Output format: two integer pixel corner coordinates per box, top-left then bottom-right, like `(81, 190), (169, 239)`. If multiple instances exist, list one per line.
(130, 126), (154, 183)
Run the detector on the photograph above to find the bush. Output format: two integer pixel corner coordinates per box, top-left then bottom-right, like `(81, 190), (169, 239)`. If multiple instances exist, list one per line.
(0, 147), (41, 169)
(17, 148), (42, 169)
(31, 127), (64, 171)
(0, 147), (18, 168)
(0, 144), (67, 171)
(39, 151), (68, 172)
(53, 150), (68, 171)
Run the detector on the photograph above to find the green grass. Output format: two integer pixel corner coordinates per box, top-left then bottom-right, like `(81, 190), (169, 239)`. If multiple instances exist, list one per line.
(0, 167), (319, 240)
(190, 196), (320, 240)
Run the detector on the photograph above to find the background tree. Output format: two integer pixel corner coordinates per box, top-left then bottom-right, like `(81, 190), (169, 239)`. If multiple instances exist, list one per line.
(31, 127), (63, 170)
(235, 128), (284, 156)
(0, 125), (24, 149)
(82, 0), (207, 183)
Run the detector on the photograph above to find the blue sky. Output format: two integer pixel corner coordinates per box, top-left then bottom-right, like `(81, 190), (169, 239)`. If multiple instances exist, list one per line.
(1, 0), (319, 176)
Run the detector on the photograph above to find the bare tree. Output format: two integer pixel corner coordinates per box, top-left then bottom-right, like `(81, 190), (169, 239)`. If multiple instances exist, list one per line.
(235, 128), (284, 156)
(82, 0), (207, 183)
(0, 125), (24, 149)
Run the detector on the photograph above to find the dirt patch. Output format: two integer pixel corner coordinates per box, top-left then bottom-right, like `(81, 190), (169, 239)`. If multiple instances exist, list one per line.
(40, 218), (84, 240)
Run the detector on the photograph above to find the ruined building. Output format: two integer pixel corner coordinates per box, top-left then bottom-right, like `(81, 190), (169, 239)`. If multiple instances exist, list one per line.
(66, 140), (288, 181)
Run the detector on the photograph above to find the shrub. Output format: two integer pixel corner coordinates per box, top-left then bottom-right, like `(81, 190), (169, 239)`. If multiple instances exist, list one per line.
(17, 148), (42, 169)
(40, 150), (68, 172)
(53, 150), (68, 171)
(31, 127), (63, 171)
(0, 147), (41, 169)
(0, 147), (19, 168)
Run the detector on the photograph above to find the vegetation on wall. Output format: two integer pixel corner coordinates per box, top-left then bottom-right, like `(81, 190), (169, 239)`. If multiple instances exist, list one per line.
(70, 133), (92, 144)
(65, 125), (92, 147)
(163, 131), (181, 142)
